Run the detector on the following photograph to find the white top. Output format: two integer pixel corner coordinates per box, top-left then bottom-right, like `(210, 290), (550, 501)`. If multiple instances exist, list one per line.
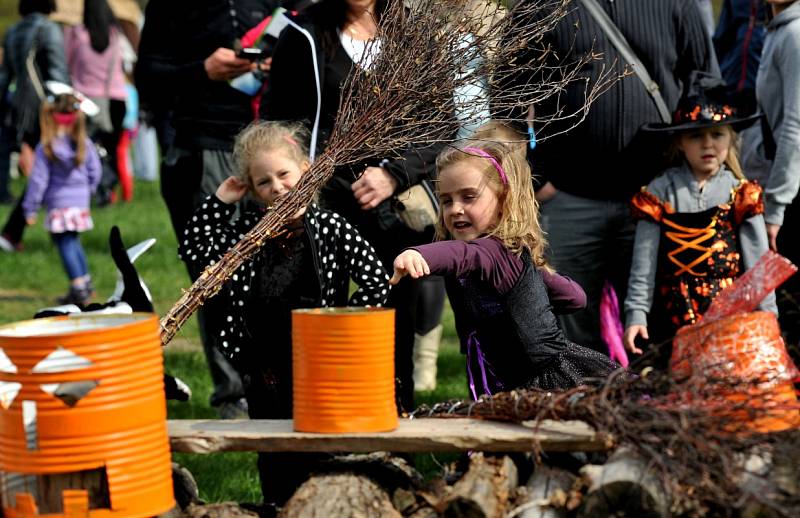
(338, 30), (381, 70)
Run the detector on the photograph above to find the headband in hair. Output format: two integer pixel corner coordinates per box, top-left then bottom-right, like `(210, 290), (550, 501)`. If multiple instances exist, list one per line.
(284, 135), (298, 147)
(464, 147), (508, 185)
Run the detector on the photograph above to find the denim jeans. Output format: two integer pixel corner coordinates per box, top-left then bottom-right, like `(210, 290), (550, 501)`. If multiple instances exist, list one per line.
(52, 231), (89, 280)
(539, 190), (635, 353)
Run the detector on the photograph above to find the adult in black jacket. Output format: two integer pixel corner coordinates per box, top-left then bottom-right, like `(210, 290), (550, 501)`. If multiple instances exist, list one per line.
(265, 0), (444, 410)
(0, 0), (69, 253)
(135, 0), (280, 418)
(498, 0), (718, 353)
(0, 0), (67, 148)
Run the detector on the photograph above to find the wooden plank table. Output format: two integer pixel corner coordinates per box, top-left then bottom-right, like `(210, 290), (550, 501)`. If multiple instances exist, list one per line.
(168, 418), (610, 454)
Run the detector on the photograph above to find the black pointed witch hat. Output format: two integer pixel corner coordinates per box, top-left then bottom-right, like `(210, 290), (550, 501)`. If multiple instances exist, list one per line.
(643, 71), (761, 133)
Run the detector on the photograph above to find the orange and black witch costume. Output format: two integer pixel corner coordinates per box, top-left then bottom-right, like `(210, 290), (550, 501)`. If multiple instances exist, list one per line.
(630, 179), (765, 340)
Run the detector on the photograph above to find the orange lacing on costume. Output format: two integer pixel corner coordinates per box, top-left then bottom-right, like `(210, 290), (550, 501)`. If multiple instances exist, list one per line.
(733, 180), (765, 224)
(662, 215), (720, 277)
(631, 188), (675, 222)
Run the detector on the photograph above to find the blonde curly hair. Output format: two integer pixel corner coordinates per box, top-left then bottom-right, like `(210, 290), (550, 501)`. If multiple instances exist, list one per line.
(435, 138), (550, 269)
(232, 120), (311, 187)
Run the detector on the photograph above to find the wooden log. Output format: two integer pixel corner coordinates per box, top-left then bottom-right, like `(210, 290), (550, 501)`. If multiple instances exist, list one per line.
(171, 462), (201, 510)
(576, 448), (668, 518)
(181, 502), (259, 517)
(441, 453), (518, 518)
(280, 473), (401, 518)
(516, 466), (576, 518)
(168, 418), (607, 454)
(738, 446), (800, 517)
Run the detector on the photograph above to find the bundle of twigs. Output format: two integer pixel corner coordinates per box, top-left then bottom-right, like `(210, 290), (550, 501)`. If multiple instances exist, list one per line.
(412, 370), (800, 515)
(159, 0), (620, 344)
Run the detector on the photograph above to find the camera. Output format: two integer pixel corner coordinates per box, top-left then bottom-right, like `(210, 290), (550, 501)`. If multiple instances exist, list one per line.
(236, 47), (265, 61)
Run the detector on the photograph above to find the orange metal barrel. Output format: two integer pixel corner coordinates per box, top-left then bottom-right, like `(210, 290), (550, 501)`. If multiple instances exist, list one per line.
(671, 311), (800, 433)
(292, 308), (397, 433)
(0, 314), (175, 517)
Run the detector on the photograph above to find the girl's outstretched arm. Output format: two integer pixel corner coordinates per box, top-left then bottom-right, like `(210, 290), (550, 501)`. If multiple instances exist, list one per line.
(390, 249), (430, 284)
(398, 238), (523, 294)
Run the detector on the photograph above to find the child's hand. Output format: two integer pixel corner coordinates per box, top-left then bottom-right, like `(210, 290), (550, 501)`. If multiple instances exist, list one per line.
(25, 215), (37, 226)
(623, 325), (648, 355)
(389, 250), (430, 285)
(766, 223), (780, 252)
(216, 177), (248, 204)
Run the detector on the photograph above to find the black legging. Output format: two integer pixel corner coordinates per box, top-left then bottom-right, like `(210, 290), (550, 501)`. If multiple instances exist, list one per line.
(1, 197), (26, 245)
(415, 275), (446, 335)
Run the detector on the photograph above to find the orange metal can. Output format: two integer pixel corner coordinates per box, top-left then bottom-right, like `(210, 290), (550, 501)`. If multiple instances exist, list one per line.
(0, 314), (175, 517)
(671, 311), (800, 434)
(292, 308), (397, 433)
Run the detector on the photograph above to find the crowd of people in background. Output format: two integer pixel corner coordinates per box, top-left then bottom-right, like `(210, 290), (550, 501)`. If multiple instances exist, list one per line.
(1, 0), (799, 507)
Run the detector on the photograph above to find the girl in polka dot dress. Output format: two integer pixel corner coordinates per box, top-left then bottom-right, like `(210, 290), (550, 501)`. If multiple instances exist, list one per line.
(179, 120), (389, 504)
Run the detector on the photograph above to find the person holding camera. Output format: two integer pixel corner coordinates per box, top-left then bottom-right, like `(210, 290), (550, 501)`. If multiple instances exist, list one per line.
(135, 0), (282, 419)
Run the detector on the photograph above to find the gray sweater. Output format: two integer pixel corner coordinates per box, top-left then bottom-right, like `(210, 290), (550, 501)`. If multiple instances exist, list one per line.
(757, 2), (800, 226)
(625, 164), (776, 328)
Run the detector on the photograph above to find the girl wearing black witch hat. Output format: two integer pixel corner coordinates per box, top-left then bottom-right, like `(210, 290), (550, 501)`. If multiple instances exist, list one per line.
(622, 71), (776, 366)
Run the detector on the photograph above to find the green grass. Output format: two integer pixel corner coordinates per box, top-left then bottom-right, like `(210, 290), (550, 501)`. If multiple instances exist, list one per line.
(0, 177), (198, 338)
(0, 174), (466, 502)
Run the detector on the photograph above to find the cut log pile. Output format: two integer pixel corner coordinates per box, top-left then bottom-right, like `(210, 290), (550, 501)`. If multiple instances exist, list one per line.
(168, 441), (800, 518)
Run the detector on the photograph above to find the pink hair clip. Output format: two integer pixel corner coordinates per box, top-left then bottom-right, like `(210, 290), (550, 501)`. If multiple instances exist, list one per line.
(464, 147), (508, 185)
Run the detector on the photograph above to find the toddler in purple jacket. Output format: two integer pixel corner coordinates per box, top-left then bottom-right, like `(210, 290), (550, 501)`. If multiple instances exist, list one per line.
(23, 91), (101, 305)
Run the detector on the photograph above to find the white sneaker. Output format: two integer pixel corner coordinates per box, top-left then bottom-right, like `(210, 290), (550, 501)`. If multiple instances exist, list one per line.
(0, 235), (15, 253)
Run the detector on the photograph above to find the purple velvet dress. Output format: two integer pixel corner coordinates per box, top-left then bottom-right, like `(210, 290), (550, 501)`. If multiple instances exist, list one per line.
(413, 238), (619, 398)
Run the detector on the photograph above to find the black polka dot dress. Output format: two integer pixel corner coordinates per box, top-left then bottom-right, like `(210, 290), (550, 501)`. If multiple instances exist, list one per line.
(179, 195), (390, 362)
